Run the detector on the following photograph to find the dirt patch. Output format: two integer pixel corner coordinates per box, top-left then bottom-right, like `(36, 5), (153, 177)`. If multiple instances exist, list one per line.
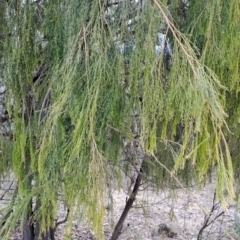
(3, 178), (240, 240)
(103, 180), (239, 240)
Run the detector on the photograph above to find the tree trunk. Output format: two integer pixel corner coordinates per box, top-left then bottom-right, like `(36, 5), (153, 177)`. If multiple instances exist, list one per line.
(34, 197), (56, 240)
(41, 227), (55, 240)
(22, 155), (34, 240)
(110, 162), (145, 240)
(22, 207), (34, 240)
(34, 221), (55, 240)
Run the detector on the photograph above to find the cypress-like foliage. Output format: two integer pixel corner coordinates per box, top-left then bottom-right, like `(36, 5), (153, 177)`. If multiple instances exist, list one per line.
(0, 0), (239, 239)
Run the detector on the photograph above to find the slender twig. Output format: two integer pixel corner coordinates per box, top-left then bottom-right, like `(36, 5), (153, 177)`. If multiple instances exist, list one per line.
(133, 196), (170, 209)
(38, 87), (51, 125)
(0, 181), (15, 201)
(152, 154), (186, 191)
(153, 0), (200, 78)
(0, 184), (18, 227)
(108, 124), (140, 144)
(197, 191), (225, 240)
(56, 208), (69, 227)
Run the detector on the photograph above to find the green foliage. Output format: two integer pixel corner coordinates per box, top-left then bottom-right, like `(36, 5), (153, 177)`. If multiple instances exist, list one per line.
(0, 0), (239, 239)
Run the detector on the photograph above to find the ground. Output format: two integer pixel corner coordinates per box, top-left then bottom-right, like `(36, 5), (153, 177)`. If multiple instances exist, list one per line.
(101, 179), (239, 240)
(1, 176), (240, 240)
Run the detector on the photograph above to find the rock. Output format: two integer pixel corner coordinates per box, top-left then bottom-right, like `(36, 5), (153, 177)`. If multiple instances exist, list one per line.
(158, 223), (177, 238)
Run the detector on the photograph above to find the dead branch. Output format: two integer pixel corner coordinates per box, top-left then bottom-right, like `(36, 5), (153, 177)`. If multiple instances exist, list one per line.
(197, 191), (225, 240)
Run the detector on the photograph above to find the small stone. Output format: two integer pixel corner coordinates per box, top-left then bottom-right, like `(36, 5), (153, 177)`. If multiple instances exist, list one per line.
(158, 223), (177, 238)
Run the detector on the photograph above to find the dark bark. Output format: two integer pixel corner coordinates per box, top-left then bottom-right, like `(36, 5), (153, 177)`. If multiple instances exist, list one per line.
(22, 92), (34, 240)
(22, 208), (34, 240)
(21, 60), (53, 239)
(110, 161), (145, 240)
(33, 64), (49, 83)
(34, 197), (56, 240)
(34, 221), (56, 240)
(41, 227), (55, 240)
